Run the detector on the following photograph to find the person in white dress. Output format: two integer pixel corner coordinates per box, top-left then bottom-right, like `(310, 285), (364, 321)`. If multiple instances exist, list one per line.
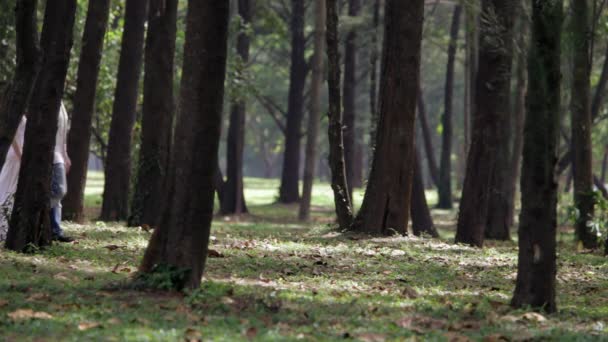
(0, 116), (26, 241)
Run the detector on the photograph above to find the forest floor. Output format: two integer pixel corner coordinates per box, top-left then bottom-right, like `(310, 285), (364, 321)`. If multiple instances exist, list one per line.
(1, 175), (607, 341)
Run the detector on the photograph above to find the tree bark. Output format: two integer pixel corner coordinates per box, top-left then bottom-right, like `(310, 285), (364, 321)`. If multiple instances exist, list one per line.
(278, 0), (307, 204)
(5, 0), (77, 252)
(369, 0), (380, 149)
(221, 0), (251, 215)
(326, 0), (354, 229)
(62, 0), (111, 222)
(299, 0), (325, 222)
(351, 0), (423, 235)
(411, 146), (439, 237)
(591, 44), (608, 120)
(100, 0), (148, 221)
(417, 86), (439, 187)
(128, 0), (178, 227)
(571, 0), (597, 249)
(0, 0), (39, 171)
(511, 0), (562, 313)
(437, 5), (462, 210)
(139, 0), (230, 290)
(456, 0), (514, 247)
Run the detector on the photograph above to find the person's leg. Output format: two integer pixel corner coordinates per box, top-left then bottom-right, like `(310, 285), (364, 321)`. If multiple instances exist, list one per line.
(50, 163), (71, 241)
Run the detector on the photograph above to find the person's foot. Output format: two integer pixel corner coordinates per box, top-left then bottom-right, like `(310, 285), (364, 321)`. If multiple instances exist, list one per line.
(53, 235), (74, 243)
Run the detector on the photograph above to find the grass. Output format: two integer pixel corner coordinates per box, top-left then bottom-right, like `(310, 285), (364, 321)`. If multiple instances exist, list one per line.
(0, 175), (607, 341)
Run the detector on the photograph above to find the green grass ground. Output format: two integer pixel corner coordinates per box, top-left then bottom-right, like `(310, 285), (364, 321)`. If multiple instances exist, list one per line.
(0, 174), (607, 341)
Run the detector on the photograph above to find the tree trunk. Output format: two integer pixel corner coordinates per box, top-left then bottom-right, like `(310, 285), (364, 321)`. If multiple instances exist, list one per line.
(511, 0), (562, 313)
(369, 0), (380, 149)
(278, 0), (306, 204)
(5, 0), (77, 252)
(299, 0), (325, 222)
(139, 0), (230, 290)
(0, 0), (39, 171)
(128, 0), (178, 227)
(591, 44), (608, 120)
(411, 146), (439, 237)
(351, 0), (423, 235)
(62, 0), (111, 222)
(455, 0), (514, 247)
(463, 0), (479, 159)
(601, 146), (608, 183)
(326, 0), (354, 229)
(437, 5), (462, 210)
(100, 0), (148, 221)
(417, 86), (439, 187)
(571, 0), (596, 249)
(221, 0), (251, 215)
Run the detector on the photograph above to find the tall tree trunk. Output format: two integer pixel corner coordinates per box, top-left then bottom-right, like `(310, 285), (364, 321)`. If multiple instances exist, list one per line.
(128, 0), (178, 227)
(0, 0), (39, 171)
(351, 0), (423, 235)
(511, 0), (562, 313)
(417, 86), (439, 187)
(571, 0), (596, 249)
(221, 0), (251, 215)
(463, 0), (479, 158)
(343, 0), (361, 195)
(299, 0), (325, 222)
(100, 0), (148, 221)
(62, 0), (111, 222)
(437, 5), (462, 209)
(591, 44), (608, 119)
(278, 0), (306, 204)
(5, 0), (77, 252)
(139, 0), (230, 290)
(326, 0), (354, 229)
(369, 0), (380, 149)
(601, 146), (608, 183)
(455, 0), (514, 247)
(411, 146), (439, 237)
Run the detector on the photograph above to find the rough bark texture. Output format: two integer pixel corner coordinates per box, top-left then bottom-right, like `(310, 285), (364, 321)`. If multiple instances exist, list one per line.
(128, 0), (178, 227)
(511, 0), (561, 313)
(369, 0), (380, 149)
(221, 0), (251, 215)
(411, 147), (439, 237)
(437, 5), (462, 209)
(0, 0), (39, 171)
(100, 0), (148, 221)
(278, 0), (306, 204)
(455, 0), (514, 247)
(62, 0), (111, 222)
(326, 0), (354, 229)
(571, 0), (596, 249)
(417, 86), (439, 187)
(299, 0), (325, 222)
(139, 0), (229, 290)
(5, 0), (76, 252)
(351, 0), (423, 235)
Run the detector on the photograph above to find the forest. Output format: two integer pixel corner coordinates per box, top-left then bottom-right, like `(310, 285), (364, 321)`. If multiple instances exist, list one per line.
(0, 0), (607, 340)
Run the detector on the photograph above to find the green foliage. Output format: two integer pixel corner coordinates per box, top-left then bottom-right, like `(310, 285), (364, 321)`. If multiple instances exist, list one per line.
(132, 264), (190, 291)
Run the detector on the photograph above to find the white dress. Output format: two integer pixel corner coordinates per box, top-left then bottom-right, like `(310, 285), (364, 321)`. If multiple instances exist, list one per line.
(0, 116), (26, 241)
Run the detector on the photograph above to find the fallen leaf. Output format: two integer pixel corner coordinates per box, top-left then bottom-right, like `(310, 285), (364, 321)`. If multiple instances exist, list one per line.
(104, 244), (122, 251)
(522, 312), (547, 323)
(78, 321), (101, 331)
(245, 326), (258, 339)
(184, 327), (202, 341)
(53, 272), (72, 281)
(0, 299), (8, 307)
(483, 334), (509, 342)
(8, 309), (53, 321)
(208, 249), (225, 258)
(107, 318), (121, 325)
(357, 333), (387, 342)
(401, 286), (419, 299)
(26, 293), (51, 302)
(444, 332), (473, 342)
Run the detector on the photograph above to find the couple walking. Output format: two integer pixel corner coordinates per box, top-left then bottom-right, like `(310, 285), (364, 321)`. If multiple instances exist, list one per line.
(0, 103), (73, 242)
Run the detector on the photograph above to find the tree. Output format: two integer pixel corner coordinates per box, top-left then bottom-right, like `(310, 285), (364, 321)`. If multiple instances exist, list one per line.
(100, 0), (148, 221)
(411, 146), (439, 237)
(128, 0), (178, 227)
(511, 0), (562, 313)
(62, 0), (111, 222)
(369, 0), (380, 147)
(351, 0), (424, 235)
(5, 0), (77, 252)
(278, 0), (307, 204)
(139, 0), (230, 290)
(437, 5), (462, 210)
(571, 0), (596, 249)
(326, 0), (354, 229)
(455, 0), (514, 247)
(221, 0), (252, 215)
(299, 0), (325, 222)
(0, 0), (39, 171)
(417, 86), (439, 187)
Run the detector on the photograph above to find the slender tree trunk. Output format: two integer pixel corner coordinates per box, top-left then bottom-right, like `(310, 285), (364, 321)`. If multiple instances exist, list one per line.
(221, 0), (252, 216)
(591, 44), (608, 119)
(0, 0), (39, 171)
(351, 0), (424, 235)
(571, 0), (596, 249)
(62, 0), (111, 222)
(278, 0), (306, 204)
(417, 86), (439, 187)
(128, 0), (178, 227)
(411, 146), (439, 237)
(100, 0), (148, 221)
(463, 0), (478, 156)
(299, 0), (325, 222)
(326, 0), (354, 229)
(139, 0), (230, 290)
(437, 5), (462, 209)
(511, 0), (562, 313)
(601, 146), (608, 183)
(456, 0), (514, 247)
(5, 0), (77, 252)
(369, 0), (380, 149)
